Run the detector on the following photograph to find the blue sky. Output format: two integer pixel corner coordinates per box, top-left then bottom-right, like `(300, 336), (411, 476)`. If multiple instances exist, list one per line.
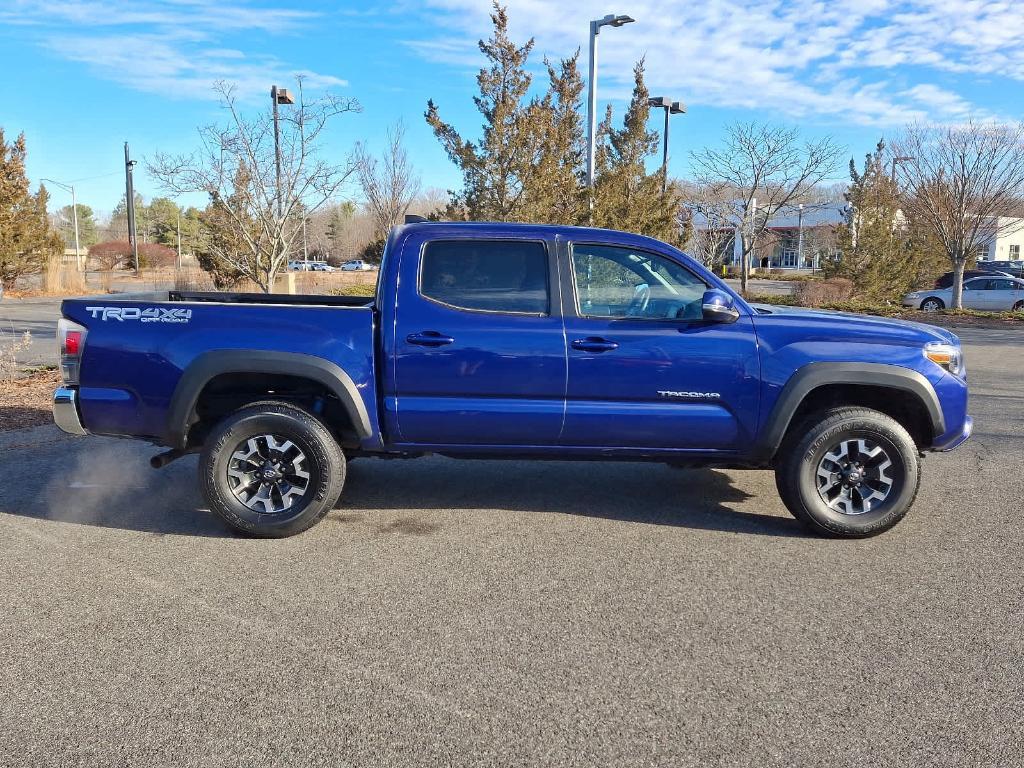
(2, 0), (1023, 217)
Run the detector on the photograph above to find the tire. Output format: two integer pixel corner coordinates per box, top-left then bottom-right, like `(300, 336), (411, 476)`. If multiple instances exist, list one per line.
(774, 407), (920, 538)
(920, 297), (945, 311)
(199, 401), (345, 537)
(1013, 300), (1024, 312)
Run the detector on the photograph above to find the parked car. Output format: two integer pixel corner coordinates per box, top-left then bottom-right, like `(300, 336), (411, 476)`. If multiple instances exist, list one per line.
(978, 260), (1024, 278)
(905, 276), (1024, 311)
(53, 222), (971, 539)
(933, 269), (1009, 289)
(341, 260), (375, 271)
(289, 261), (334, 272)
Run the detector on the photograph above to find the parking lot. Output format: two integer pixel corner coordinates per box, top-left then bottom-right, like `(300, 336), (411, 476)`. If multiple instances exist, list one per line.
(0, 325), (1021, 766)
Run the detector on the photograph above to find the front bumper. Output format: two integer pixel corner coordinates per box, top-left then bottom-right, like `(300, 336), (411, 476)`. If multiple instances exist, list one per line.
(933, 415), (972, 452)
(53, 387), (87, 436)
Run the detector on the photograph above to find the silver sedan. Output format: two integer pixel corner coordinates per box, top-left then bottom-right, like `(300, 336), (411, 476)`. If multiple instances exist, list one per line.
(904, 276), (1024, 312)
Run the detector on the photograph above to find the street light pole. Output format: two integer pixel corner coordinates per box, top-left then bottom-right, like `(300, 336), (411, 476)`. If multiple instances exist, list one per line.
(124, 142), (140, 276)
(797, 203), (805, 270)
(271, 85), (296, 221)
(41, 178), (81, 271)
(647, 97), (686, 196)
(586, 13), (635, 221)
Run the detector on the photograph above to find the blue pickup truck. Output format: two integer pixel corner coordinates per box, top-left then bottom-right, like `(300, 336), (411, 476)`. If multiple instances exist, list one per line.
(52, 222), (971, 538)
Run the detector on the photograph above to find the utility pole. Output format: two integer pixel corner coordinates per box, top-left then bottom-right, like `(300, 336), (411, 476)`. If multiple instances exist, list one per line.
(124, 142), (140, 276)
(176, 211), (182, 270)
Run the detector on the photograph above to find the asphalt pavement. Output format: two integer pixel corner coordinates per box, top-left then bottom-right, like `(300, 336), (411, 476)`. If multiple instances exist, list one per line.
(0, 324), (1021, 766)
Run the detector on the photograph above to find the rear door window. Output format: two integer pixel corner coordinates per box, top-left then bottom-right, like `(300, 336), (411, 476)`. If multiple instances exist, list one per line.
(419, 240), (550, 315)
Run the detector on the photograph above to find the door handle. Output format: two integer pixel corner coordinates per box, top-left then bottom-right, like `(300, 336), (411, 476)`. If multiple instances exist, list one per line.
(406, 331), (455, 347)
(571, 337), (619, 353)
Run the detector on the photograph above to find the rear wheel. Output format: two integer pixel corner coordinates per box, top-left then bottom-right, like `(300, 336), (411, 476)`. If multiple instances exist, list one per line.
(199, 401), (345, 537)
(920, 297), (945, 311)
(1013, 300), (1024, 312)
(775, 407), (920, 537)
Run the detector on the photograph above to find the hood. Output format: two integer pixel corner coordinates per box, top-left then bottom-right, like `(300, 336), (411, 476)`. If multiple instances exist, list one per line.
(749, 303), (960, 346)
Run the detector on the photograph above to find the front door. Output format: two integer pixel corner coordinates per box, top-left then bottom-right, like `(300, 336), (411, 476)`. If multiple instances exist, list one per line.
(390, 235), (566, 446)
(560, 241), (760, 452)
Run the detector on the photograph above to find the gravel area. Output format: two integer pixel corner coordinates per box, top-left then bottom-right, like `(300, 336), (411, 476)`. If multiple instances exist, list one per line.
(0, 369), (60, 431)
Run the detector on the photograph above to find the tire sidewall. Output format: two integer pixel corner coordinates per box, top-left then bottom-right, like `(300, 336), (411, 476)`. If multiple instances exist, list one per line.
(791, 414), (919, 537)
(201, 405), (344, 537)
(921, 298), (944, 311)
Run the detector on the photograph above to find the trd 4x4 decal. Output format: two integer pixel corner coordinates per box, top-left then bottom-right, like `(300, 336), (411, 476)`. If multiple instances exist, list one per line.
(86, 306), (192, 323)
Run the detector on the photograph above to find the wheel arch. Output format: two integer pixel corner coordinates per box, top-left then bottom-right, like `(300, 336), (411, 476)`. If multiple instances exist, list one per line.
(167, 350), (372, 449)
(756, 363), (945, 462)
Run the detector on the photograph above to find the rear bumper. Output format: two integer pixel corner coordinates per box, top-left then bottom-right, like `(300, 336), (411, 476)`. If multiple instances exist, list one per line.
(53, 387), (88, 436)
(933, 415), (972, 452)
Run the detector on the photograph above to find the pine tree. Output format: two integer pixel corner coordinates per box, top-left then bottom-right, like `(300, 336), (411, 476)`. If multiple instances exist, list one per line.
(826, 140), (940, 300)
(519, 52), (587, 224)
(592, 60), (679, 241)
(0, 129), (63, 288)
(425, 2), (541, 221)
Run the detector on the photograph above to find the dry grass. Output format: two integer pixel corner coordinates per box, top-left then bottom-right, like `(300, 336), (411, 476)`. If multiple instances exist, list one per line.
(0, 368), (61, 431)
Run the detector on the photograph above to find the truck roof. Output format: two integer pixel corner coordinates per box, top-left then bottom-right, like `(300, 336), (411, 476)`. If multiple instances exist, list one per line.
(395, 221), (680, 252)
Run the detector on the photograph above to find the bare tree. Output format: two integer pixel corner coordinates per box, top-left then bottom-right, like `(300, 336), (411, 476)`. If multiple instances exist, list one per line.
(892, 121), (1024, 308)
(149, 79), (360, 292)
(353, 122), (421, 241)
(682, 182), (741, 270)
(690, 123), (843, 294)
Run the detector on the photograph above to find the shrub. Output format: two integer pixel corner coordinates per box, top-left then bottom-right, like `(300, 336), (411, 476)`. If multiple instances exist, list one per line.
(796, 277), (854, 307)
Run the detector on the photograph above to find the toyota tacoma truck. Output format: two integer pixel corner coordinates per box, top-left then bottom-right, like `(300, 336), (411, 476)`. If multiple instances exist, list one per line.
(52, 222), (972, 538)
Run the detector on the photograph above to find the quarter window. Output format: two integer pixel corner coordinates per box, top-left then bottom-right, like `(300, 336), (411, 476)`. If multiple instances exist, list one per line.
(571, 244), (707, 320)
(419, 240), (549, 314)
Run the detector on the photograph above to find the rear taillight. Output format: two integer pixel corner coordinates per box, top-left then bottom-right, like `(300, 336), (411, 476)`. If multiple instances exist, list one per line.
(57, 318), (87, 384)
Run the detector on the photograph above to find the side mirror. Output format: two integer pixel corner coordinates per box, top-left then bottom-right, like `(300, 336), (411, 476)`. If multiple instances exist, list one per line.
(701, 289), (740, 323)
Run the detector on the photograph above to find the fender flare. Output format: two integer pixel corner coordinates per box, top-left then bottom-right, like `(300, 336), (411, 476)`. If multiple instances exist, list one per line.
(754, 362), (945, 461)
(166, 350), (372, 448)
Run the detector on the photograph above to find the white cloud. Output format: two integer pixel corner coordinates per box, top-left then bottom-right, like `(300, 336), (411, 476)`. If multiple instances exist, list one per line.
(2, 0), (346, 100)
(410, 0), (1024, 126)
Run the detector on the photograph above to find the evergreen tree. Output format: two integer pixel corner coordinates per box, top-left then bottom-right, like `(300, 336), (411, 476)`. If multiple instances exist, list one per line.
(520, 52), (587, 224)
(56, 204), (99, 248)
(195, 164), (257, 288)
(425, 2), (541, 221)
(592, 60), (679, 241)
(0, 129), (63, 288)
(826, 140), (940, 300)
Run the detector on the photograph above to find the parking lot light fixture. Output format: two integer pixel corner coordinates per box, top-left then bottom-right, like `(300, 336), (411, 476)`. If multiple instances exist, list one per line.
(40, 177), (82, 270)
(647, 97), (687, 195)
(587, 13), (636, 219)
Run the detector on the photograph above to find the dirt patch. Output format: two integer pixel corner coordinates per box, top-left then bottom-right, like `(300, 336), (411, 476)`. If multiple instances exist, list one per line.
(0, 369), (61, 431)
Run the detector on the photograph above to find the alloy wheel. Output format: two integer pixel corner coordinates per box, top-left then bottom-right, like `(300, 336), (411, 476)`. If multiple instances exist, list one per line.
(226, 434), (311, 514)
(815, 438), (895, 515)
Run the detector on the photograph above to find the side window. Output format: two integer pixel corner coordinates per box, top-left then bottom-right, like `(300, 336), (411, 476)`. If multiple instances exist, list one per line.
(989, 279), (1014, 291)
(571, 244), (707, 320)
(965, 279), (990, 291)
(419, 240), (549, 315)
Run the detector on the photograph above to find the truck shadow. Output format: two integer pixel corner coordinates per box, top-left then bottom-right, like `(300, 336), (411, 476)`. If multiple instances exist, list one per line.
(337, 457), (807, 539)
(0, 436), (805, 539)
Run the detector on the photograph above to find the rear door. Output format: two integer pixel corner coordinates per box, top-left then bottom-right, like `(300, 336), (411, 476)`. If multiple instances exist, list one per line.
(961, 278), (991, 309)
(986, 278), (1019, 310)
(389, 233), (567, 446)
(558, 239), (760, 452)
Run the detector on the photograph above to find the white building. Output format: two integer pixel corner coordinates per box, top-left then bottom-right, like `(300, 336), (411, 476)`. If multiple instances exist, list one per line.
(975, 217), (1024, 263)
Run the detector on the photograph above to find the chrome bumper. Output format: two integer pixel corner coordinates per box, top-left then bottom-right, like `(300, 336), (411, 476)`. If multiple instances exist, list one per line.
(53, 387), (87, 436)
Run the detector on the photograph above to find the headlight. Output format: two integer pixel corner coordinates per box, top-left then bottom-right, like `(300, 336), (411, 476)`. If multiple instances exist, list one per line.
(924, 342), (964, 376)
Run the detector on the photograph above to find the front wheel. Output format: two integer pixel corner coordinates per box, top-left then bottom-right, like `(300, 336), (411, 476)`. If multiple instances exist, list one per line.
(920, 297), (945, 311)
(199, 401), (346, 537)
(774, 408), (920, 537)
